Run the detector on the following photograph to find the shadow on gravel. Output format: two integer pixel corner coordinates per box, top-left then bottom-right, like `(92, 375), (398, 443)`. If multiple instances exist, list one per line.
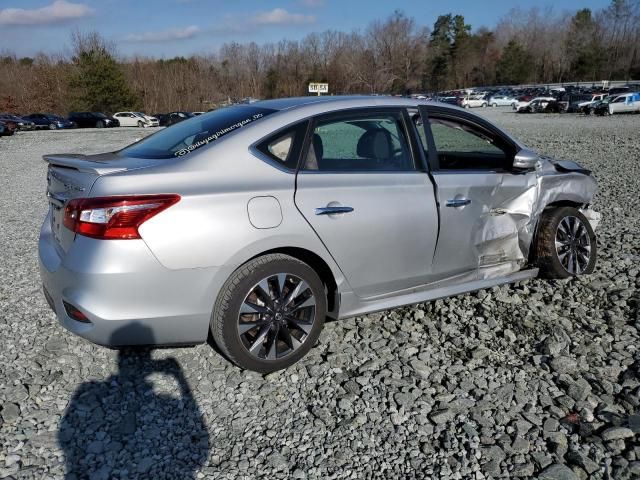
(58, 323), (210, 479)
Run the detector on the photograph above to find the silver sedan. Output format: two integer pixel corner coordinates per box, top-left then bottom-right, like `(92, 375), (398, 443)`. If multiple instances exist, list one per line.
(39, 96), (599, 372)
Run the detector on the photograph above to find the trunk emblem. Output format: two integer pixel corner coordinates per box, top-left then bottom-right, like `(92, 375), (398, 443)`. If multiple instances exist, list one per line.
(48, 170), (85, 192)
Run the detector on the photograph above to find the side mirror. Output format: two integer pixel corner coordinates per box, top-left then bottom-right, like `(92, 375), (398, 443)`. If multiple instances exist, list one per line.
(513, 149), (540, 170)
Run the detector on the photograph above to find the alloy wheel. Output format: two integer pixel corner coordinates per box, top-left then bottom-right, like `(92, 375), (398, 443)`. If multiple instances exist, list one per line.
(555, 216), (591, 275)
(237, 273), (316, 360)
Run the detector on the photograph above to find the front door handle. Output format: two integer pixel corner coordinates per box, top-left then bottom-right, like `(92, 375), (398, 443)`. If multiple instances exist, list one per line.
(315, 206), (354, 215)
(446, 198), (471, 207)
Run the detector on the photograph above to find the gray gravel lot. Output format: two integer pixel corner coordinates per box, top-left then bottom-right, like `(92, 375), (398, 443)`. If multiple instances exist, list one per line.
(0, 112), (638, 479)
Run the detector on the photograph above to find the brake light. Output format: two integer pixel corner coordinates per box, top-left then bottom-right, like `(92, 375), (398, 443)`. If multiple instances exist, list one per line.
(63, 194), (180, 240)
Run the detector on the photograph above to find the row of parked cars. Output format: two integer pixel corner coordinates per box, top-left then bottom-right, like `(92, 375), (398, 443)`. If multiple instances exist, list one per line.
(0, 110), (208, 136)
(431, 84), (640, 116)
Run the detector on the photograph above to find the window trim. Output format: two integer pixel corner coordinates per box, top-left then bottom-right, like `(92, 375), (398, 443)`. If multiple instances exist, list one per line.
(298, 107), (420, 175)
(420, 106), (519, 174)
(406, 107), (432, 173)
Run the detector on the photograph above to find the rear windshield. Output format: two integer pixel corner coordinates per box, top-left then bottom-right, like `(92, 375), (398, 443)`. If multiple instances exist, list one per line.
(120, 106), (276, 159)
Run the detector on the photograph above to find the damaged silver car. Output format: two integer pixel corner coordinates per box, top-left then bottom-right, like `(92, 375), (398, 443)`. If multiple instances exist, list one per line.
(39, 96), (599, 372)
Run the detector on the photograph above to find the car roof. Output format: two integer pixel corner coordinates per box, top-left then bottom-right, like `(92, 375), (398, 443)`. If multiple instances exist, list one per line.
(253, 95), (438, 112)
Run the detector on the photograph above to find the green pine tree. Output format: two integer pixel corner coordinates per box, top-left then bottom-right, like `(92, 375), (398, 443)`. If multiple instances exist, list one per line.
(69, 34), (139, 113)
(496, 40), (532, 85)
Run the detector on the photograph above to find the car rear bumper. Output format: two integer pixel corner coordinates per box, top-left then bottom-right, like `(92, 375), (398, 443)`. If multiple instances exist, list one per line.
(38, 212), (219, 347)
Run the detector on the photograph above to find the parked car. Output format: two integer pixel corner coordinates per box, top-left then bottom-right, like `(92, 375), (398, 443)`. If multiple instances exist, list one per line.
(513, 97), (556, 112)
(134, 112), (160, 126)
(0, 114), (35, 131)
(606, 86), (630, 96)
(153, 113), (169, 126)
(39, 96), (600, 372)
(585, 96), (612, 115)
(577, 93), (607, 110)
(461, 94), (488, 108)
(518, 99), (563, 114)
(601, 92), (640, 115)
(0, 119), (17, 136)
(67, 112), (119, 128)
(566, 94), (605, 113)
(435, 96), (463, 107)
(488, 95), (517, 107)
(23, 113), (76, 130)
(113, 112), (160, 128)
(156, 112), (195, 127)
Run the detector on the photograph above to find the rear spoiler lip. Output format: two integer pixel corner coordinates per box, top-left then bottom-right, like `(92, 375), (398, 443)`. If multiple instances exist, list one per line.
(43, 154), (127, 175)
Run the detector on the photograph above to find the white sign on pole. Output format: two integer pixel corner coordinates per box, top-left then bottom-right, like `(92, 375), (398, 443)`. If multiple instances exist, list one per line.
(308, 82), (329, 95)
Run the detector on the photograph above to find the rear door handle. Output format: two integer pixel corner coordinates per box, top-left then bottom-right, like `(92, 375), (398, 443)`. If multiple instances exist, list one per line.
(445, 198), (471, 207)
(315, 206), (354, 215)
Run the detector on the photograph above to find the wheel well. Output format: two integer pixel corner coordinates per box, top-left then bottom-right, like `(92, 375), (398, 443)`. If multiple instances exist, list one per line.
(529, 200), (586, 263)
(545, 200), (584, 210)
(250, 247), (339, 317)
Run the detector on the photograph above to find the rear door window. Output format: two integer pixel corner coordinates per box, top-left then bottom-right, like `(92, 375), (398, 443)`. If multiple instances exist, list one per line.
(120, 106), (276, 159)
(302, 111), (414, 172)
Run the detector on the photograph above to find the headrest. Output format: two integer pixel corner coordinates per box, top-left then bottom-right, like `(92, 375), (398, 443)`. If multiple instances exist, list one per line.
(356, 129), (392, 160)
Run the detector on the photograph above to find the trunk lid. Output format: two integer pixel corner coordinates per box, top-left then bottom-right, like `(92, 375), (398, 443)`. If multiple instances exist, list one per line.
(44, 152), (161, 251)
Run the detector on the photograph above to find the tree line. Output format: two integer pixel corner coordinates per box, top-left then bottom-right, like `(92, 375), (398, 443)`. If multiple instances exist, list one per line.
(0, 0), (638, 115)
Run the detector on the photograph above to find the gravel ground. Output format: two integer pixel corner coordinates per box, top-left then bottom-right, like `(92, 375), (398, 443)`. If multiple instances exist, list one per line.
(0, 112), (638, 480)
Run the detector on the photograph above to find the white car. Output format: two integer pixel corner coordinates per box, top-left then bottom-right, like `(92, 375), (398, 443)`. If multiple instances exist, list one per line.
(513, 97), (556, 112)
(113, 112), (159, 128)
(488, 95), (517, 107)
(577, 94), (607, 110)
(461, 95), (488, 108)
(607, 93), (640, 114)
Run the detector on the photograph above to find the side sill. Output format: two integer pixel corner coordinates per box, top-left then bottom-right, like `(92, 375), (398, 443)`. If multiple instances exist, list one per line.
(338, 268), (539, 319)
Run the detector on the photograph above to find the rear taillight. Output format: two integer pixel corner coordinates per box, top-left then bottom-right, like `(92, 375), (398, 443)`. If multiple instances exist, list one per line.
(63, 194), (180, 240)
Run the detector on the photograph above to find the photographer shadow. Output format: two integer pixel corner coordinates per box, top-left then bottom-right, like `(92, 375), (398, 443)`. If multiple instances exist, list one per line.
(58, 323), (210, 479)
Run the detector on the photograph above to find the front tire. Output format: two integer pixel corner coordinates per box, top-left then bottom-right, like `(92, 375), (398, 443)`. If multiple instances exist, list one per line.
(211, 254), (327, 373)
(137, 120), (144, 128)
(49, 123), (57, 130)
(534, 207), (596, 278)
(96, 120), (104, 128)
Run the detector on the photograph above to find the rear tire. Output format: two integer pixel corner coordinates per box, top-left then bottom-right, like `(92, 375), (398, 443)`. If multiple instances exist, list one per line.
(211, 254), (327, 373)
(534, 207), (596, 278)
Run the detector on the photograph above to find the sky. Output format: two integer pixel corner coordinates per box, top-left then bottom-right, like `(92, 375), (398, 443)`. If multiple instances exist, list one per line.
(0, 0), (613, 58)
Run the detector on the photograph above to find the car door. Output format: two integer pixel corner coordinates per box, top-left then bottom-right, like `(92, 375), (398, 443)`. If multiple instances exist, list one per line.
(623, 95), (637, 113)
(75, 114), (87, 127)
(609, 96), (626, 113)
(294, 108), (439, 298)
(417, 105), (533, 280)
(118, 113), (134, 126)
(114, 113), (126, 126)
